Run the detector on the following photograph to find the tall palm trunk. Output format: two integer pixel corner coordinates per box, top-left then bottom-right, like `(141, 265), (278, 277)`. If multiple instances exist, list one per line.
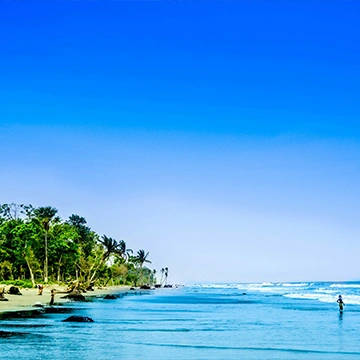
(25, 257), (36, 288)
(57, 255), (62, 282)
(44, 230), (48, 282)
(88, 255), (107, 285)
(164, 268), (168, 285)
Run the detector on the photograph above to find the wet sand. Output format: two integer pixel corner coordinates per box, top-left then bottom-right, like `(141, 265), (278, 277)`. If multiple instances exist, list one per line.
(0, 285), (131, 313)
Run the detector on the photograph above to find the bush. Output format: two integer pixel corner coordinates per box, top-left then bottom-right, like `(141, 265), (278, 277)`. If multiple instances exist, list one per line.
(2, 280), (33, 288)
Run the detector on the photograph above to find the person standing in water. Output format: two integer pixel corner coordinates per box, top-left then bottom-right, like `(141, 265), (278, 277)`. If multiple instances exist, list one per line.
(49, 290), (55, 306)
(337, 295), (345, 311)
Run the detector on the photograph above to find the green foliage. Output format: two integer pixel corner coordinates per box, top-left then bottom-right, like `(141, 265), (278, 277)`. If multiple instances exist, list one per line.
(1, 279), (34, 288)
(0, 203), (156, 287)
(0, 261), (13, 280)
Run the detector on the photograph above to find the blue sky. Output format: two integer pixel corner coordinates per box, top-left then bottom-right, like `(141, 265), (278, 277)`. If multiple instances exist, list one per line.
(1, 0), (360, 283)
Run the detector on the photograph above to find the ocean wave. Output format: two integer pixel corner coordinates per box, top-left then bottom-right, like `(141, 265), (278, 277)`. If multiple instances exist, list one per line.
(188, 283), (277, 291)
(128, 341), (360, 356)
(189, 284), (236, 289)
(330, 283), (360, 289)
(284, 293), (360, 305)
(314, 288), (338, 294)
(284, 293), (335, 303)
(187, 283), (360, 305)
(247, 286), (285, 293)
(340, 295), (360, 305)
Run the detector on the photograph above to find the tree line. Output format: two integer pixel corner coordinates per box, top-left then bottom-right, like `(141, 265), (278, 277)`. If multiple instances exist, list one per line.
(0, 203), (168, 288)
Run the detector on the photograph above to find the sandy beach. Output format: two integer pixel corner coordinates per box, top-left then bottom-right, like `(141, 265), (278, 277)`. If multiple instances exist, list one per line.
(0, 284), (131, 314)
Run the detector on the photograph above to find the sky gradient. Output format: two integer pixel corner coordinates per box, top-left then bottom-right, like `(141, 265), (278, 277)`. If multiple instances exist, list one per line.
(1, 0), (360, 284)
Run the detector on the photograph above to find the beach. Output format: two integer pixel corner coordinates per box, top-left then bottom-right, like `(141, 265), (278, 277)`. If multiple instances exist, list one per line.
(0, 284), (131, 314)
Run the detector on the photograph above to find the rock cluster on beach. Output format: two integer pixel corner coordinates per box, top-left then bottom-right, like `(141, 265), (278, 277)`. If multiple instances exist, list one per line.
(0, 285), (132, 314)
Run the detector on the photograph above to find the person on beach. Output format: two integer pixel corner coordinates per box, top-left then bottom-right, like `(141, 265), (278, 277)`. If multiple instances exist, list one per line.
(337, 295), (345, 311)
(37, 284), (44, 295)
(49, 290), (55, 306)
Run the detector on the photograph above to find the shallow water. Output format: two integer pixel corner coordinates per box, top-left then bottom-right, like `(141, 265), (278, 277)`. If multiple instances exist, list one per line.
(1, 282), (360, 359)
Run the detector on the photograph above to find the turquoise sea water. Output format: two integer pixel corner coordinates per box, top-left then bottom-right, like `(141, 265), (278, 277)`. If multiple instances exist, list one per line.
(1, 282), (360, 359)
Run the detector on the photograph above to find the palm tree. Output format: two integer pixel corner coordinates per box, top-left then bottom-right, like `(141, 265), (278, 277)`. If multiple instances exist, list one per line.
(160, 268), (165, 286)
(152, 269), (157, 285)
(33, 206), (60, 282)
(135, 250), (151, 268)
(164, 267), (169, 286)
(99, 235), (121, 261)
(88, 235), (122, 284)
(135, 250), (151, 285)
(116, 240), (133, 262)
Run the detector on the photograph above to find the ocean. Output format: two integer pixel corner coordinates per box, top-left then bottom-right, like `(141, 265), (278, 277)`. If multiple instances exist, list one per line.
(1, 282), (360, 359)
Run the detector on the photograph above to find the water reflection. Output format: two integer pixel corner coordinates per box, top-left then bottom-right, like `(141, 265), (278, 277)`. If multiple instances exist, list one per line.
(338, 310), (343, 323)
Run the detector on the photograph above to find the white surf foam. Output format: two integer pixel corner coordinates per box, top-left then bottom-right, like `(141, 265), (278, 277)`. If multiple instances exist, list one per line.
(330, 283), (360, 289)
(284, 293), (337, 303)
(314, 288), (338, 294)
(281, 283), (309, 287)
(284, 293), (360, 305)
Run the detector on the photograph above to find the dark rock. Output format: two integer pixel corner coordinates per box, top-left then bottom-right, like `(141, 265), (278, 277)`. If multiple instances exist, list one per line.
(61, 291), (86, 301)
(103, 294), (117, 300)
(7, 286), (22, 295)
(33, 302), (44, 307)
(155, 284), (161, 288)
(164, 284), (172, 288)
(140, 285), (151, 290)
(130, 287), (136, 290)
(0, 298), (9, 301)
(62, 315), (94, 323)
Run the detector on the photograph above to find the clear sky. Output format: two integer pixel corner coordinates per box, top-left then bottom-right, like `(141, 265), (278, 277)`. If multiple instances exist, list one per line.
(1, 0), (360, 284)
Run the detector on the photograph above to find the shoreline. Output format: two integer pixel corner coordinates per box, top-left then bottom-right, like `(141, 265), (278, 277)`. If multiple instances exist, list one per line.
(0, 284), (132, 316)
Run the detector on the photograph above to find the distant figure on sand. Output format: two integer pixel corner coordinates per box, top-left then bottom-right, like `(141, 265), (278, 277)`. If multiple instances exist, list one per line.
(337, 295), (345, 311)
(37, 284), (44, 295)
(49, 290), (55, 306)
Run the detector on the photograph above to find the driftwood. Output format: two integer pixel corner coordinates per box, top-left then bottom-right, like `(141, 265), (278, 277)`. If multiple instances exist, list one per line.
(65, 281), (87, 294)
(53, 281), (88, 295)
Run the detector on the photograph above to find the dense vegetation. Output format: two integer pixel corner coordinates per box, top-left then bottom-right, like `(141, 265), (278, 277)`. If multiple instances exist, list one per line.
(0, 203), (168, 288)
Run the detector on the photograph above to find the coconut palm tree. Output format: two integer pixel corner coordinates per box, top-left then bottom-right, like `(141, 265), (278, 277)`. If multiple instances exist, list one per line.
(135, 250), (151, 268)
(33, 206), (60, 282)
(88, 235), (122, 284)
(116, 240), (133, 262)
(164, 267), (169, 286)
(99, 235), (121, 261)
(152, 269), (157, 285)
(134, 250), (151, 285)
(160, 268), (165, 286)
